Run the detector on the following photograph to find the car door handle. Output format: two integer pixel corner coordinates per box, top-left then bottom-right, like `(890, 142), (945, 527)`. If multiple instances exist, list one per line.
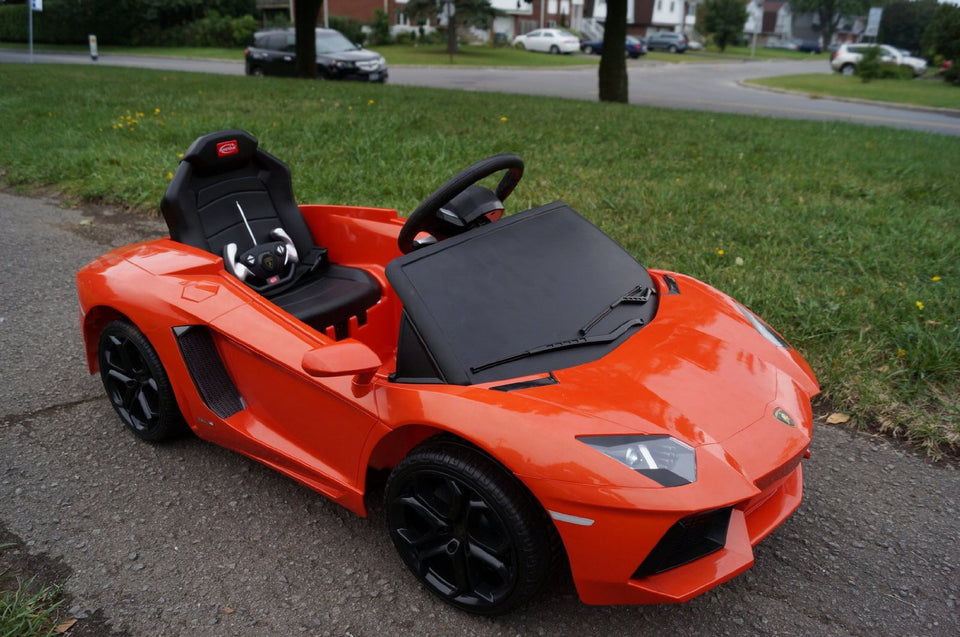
(283, 56), (292, 61)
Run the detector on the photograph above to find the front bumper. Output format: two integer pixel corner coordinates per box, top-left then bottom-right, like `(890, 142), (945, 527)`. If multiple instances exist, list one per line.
(533, 461), (804, 605)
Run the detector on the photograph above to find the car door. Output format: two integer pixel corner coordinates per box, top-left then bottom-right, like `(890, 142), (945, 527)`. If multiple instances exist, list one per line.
(202, 303), (381, 504)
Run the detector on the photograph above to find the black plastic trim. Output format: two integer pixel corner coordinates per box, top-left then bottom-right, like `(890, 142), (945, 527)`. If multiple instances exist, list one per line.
(174, 326), (244, 418)
(632, 507), (732, 578)
(490, 374), (558, 392)
(662, 274), (680, 295)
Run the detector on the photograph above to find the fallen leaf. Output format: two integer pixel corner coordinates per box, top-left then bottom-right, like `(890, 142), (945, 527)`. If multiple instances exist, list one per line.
(826, 412), (851, 425)
(54, 619), (77, 634)
(222, 606), (235, 615)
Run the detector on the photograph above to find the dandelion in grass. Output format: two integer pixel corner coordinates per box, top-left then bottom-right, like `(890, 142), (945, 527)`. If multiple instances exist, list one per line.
(500, 116), (508, 122)
(368, 100), (375, 105)
(167, 172), (174, 180)
(931, 276), (941, 282)
(154, 108), (161, 115)
(897, 348), (906, 358)
(716, 248), (725, 256)
(916, 301), (924, 311)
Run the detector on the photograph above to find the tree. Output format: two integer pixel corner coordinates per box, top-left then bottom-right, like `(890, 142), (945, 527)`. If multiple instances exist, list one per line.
(701, 0), (748, 52)
(598, 0), (628, 103)
(879, 0), (937, 54)
(294, 0), (321, 78)
(404, 0), (500, 54)
(790, 0), (870, 51)
(922, 2), (960, 84)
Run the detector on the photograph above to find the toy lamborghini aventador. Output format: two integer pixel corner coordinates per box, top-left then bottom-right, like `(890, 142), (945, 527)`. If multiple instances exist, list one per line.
(76, 129), (819, 615)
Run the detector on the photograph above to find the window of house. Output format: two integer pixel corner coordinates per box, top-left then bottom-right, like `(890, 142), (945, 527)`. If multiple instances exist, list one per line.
(657, 0), (662, 10)
(670, 1), (675, 12)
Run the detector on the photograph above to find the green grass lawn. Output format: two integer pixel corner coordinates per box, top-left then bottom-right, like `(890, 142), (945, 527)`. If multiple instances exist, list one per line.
(1, 64), (957, 456)
(748, 74), (960, 111)
(0, 41), (242, 60)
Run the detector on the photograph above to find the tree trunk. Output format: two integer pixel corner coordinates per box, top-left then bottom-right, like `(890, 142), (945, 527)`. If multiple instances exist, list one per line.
(295, 0), (321, 79)
(599, 0), (628, 103)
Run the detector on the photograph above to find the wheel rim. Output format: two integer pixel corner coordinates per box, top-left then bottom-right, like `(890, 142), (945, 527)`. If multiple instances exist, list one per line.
(100, 332), (161, 434)
(388, 470), (517, 609)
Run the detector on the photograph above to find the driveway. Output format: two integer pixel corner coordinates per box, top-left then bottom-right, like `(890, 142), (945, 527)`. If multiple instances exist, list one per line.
(2, 49), (958, 135)
(1, 191), (957, 636)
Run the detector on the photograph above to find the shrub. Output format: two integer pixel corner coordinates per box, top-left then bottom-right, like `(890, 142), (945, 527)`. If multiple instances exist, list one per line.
(857, 45), (883, 82)
(368, 8), (392, 45)
(329, 16), (364, 45)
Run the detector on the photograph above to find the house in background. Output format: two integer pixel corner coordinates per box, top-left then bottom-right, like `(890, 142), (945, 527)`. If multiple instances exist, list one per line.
(745, 1), (793, 43)
(584, 0), (699, 38)
(253, 1), (586, 41)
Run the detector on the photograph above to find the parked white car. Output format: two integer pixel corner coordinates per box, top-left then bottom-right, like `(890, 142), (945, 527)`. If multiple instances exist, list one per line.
(513, 29), (580, 55)
(830, 43), (927, 77)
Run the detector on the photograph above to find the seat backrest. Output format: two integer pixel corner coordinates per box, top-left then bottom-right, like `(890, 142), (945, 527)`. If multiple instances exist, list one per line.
(161, 129), (315, 259)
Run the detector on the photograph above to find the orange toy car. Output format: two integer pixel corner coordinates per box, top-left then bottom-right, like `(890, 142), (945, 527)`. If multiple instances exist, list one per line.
(77, 129), (819, 615)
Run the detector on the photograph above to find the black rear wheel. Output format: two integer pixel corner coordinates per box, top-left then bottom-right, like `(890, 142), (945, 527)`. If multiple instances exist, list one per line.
(98, 320), (185, 442)
(385, 439), (556, 615)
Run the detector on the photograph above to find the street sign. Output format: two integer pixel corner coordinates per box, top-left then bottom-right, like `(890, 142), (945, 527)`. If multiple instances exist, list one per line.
(864, 7), (883, 38)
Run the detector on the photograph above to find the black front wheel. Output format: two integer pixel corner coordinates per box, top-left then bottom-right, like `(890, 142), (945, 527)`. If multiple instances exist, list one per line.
(385, 439), (556, 615)
(98, 320), (185, 442)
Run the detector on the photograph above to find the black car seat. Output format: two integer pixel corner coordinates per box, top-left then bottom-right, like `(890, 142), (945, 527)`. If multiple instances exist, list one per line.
(161, 129), (380, 340)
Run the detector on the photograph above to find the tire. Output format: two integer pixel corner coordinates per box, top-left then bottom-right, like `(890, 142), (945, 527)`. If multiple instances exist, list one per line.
(385, 439), (556, 615)
(549, 45), (560, 55)
(583, 45), (595, 55)
(669, 44), (678, 53)
(840, 63), (856, 76)
(251, 66), (264, 77)
(97, 320), (185, 442)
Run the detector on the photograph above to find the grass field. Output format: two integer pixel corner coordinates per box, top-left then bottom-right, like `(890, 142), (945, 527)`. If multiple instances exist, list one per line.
(748, 74), (960, 110)
(1, 64), (957, 456)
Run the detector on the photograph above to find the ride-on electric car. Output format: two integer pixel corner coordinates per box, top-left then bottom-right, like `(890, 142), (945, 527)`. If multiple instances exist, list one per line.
(77, 129), (819, 615)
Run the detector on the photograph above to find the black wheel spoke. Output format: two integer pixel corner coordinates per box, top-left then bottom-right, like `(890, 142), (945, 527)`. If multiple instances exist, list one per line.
(106, 368), (135, 386)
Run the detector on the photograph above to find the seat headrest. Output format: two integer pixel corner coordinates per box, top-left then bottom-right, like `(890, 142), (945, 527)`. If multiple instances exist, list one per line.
(181, 129), (260, 174)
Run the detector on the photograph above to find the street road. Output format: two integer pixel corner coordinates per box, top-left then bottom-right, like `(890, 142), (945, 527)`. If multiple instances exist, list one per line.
(2, 49), (958, 135)
(1, 192), (958, 636)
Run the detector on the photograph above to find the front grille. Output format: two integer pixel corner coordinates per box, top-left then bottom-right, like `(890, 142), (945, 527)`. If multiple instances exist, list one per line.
(632, 508), (732, 578)
(356, 60), (380, 71)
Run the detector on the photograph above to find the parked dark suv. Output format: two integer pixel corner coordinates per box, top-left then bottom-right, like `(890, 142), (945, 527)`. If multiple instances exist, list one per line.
(245, 28), (388, 82)
(645, 32), (688, 53)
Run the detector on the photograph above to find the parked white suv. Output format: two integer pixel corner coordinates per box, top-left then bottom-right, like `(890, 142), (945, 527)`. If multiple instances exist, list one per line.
(830, 43), (927, 77)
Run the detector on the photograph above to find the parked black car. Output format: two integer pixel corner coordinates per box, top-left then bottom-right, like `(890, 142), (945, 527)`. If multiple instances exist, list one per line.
(645, 32), (688, 53)
(796, 40), (823, 54)
(580, 35), (647, 59)
(245, 28), (388, 82)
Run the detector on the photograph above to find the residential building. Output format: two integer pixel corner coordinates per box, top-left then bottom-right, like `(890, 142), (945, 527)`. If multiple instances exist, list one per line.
(586, 0), (698, 37)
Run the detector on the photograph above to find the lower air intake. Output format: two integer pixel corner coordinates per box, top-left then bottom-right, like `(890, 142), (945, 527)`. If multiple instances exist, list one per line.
(632, 507), (732, 578)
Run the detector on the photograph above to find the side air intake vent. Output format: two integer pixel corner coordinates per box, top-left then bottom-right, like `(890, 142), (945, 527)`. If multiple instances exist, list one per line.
(174, 326), (245, 418)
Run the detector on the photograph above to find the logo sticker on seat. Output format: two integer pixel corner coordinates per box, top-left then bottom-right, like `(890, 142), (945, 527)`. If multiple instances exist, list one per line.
(217, 140), (239, 157)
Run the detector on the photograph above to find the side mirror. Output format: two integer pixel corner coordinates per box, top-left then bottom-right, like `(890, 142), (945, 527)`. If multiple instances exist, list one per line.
(355, 42), (363, 49)
(302, 340), (381, 384)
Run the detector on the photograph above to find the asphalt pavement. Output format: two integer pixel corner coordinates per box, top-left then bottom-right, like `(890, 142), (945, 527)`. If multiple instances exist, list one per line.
(1, 191), (958, 636)
(2, 49), (959, 135)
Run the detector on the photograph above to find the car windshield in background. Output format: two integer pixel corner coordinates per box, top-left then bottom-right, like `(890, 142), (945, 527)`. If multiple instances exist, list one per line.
(317, 32), (357, 54)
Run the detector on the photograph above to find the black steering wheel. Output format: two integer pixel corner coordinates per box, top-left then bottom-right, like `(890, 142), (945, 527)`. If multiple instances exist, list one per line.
(398, 153), (524, 254)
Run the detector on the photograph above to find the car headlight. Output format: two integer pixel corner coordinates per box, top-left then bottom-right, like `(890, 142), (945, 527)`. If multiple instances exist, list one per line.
(577, 435), (697, 486)
(735, 303), (790, 348)
(332, 60), (356, 69)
